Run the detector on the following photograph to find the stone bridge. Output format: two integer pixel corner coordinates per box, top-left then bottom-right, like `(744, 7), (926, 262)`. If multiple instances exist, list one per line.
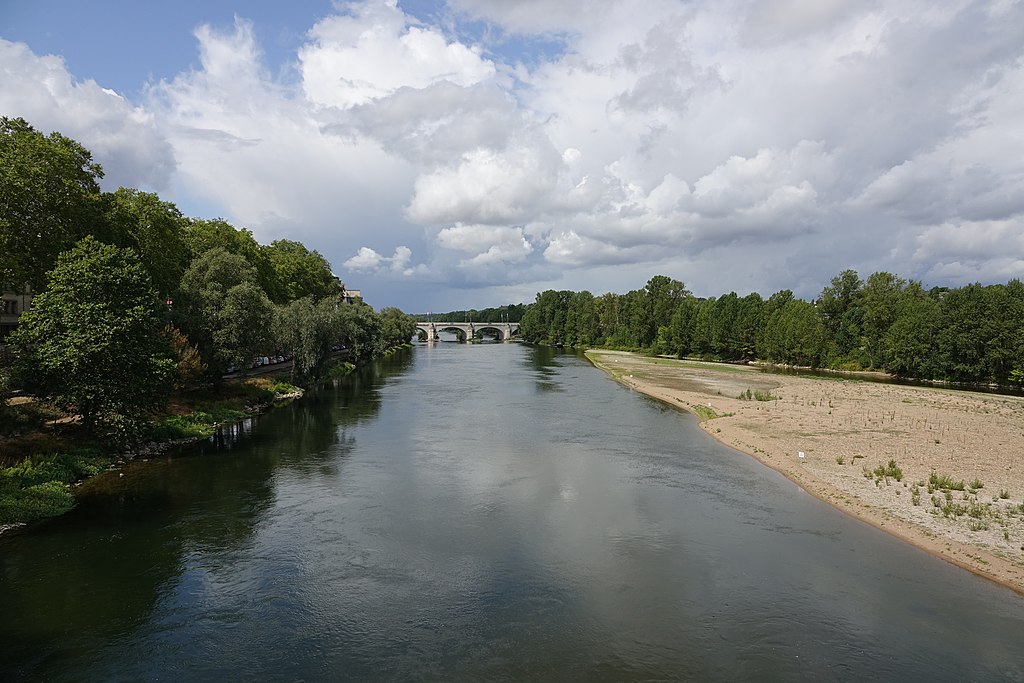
(415, 321), (520, 342)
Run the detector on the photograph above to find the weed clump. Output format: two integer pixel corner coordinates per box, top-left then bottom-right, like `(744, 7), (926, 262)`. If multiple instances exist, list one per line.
(929, 470), (965, 491)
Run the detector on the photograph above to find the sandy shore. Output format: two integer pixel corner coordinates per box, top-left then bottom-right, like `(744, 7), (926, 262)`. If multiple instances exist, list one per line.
(586, 349), (1024, 595)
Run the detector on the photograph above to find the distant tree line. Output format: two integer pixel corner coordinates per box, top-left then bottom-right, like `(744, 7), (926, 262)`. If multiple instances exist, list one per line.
(519, 273), (1024, 386)
(0, 117), (416, 440)
(416, 303), (527, 323)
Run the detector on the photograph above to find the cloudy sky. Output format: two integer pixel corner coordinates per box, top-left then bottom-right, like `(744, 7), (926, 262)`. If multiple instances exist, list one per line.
(2, 0), (1023, 311)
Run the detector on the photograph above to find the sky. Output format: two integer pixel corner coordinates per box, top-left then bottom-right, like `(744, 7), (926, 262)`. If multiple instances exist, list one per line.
(2, 0), (1023, 312)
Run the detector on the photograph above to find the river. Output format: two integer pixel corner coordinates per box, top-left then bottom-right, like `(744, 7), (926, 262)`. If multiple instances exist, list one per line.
(2, 343), (1023, 680)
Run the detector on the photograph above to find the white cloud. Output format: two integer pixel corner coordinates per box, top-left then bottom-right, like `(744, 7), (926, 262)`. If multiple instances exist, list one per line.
(344, 245), (420, 275)
(299, 0), (495, 109)
(5, 0), (1024, 310)
(0, 39), (175, 190)
(436, 223), (533, 267)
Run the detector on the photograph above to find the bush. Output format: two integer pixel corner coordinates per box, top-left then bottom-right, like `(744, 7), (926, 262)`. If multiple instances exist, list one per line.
(929, 470), (965, 491)
(0, 449), (106, 524)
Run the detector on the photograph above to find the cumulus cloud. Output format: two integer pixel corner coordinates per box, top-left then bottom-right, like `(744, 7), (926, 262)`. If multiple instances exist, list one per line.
(5, 0), (1024, 310)
(299, 0), (495, 109)
(0, 39), (175, 190)
(343, 245), (420, 275)
(436, 223), (533, 267)
(145, 17), (416, 252)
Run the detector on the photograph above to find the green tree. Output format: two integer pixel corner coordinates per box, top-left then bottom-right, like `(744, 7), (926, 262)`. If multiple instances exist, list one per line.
(642, 276), (688, 348)
(883, 281), (939, 378)
(275, 297), (336, 380)
(263, 239), (342, 303)
(668, 296), (699, 356)
(817, 269), (863, 362)
(379, 306), (417, 347)
(860, 271), (906, 369)
(183, 219), (282, 301)
(761, 298), (827, 367)
(216, 283), (275, 369)
(100, 188), (189, 296)
(0, 117), (104, 288)
(9, 237), (174, 439)
(177, 247), (267, 374)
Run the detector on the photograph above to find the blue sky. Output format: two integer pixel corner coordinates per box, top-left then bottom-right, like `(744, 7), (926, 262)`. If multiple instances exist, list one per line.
(2, 0), (1023, 312)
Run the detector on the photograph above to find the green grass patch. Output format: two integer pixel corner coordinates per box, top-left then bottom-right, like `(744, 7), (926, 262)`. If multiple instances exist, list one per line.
(0, 448), (109, 524)
(929, 470), (965, 491)
(872, 459), (904, 483)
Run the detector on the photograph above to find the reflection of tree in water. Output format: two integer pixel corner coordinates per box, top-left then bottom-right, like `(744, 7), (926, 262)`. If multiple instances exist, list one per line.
(524, 345), (571, 392)
(0, 352), (412, 679)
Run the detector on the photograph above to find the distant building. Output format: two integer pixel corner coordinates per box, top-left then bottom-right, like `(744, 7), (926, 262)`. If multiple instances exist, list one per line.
(0, 285), (33, 344)
(342, 289), (362, 305)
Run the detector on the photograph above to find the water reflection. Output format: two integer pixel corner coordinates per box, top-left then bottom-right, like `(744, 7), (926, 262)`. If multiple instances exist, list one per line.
(1, 345), (1023, 681)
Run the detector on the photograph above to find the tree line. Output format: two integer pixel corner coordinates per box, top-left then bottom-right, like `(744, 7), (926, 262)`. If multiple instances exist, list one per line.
(0, 117), (417, 440)
(415, 303), (527, 324)
(519, 273), (1024, 386)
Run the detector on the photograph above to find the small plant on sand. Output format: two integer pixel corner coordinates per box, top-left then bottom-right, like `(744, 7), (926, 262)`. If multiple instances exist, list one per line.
(999, 489), (1010, 500)
(929, 470), (965, 492)
(872, 459), (903, 484)
(911, 485), (921, 506)
(753, 390), (779, 401)
(835, 455), (845, 465)
(970, 477), (984, 490)
(737, 389), (753, 400)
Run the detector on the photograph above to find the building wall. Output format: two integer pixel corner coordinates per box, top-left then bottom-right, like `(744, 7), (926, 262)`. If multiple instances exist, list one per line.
(0, 285), (34, 343)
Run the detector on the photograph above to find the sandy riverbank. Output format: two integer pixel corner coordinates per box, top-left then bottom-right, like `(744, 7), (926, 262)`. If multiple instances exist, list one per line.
(586, 349), (1024, 595)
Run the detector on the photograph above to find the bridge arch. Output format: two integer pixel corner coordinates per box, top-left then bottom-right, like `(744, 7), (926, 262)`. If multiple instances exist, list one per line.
(414, 321), (520, 343)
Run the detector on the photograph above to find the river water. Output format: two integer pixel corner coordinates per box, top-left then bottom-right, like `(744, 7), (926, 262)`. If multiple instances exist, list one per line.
(2, 343), (1023, 681)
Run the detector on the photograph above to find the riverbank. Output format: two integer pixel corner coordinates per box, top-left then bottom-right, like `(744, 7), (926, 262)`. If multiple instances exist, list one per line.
(586, 349), (1024, 595)
(0, 375), (310, 533)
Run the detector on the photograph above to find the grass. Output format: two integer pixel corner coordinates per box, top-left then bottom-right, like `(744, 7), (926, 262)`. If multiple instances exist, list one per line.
(737, 388), (781, 401)
(692, 404), (718, 420)
(929, 470), (965, 491)
(1, 376), (307, 527)
(869, 459), (903, 484)
(0, 449), (107, 524)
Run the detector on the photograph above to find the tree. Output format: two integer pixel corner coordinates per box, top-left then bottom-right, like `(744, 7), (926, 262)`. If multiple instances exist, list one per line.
(761, 299), (827, 367)
(642, 276), (688, 348)
(216, 283), (275, 370)
(100, 188), (189, 295)
(262, 239), (342, 303)
(177, 247), (268, 374)
(183, 219), (282, 301)
(817, 269), (863, 361)
(860, 271), (906, 369)
(379, 307), (417, 348)
(9, 237), (174, 439)
(0, 117), (104, 288)
(275, 297), (336, 380)
(883, 282), (938, 378)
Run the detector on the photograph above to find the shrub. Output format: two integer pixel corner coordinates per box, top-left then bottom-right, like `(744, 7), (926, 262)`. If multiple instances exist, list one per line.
(929, 470), (965, 491)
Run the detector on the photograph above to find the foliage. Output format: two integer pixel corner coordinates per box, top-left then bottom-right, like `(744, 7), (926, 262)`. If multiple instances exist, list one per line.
(929, 470), (965, 491)
(0, 449), (107, 524)
(516, 269), (1024, 387)
(419, 303), (527, 323)
(177, 248), (273, 375)
(0, 117), (104, 288)
(9, 237), (175, 442)
(100, 188), (189, 295)
(263, 239), (342, 302)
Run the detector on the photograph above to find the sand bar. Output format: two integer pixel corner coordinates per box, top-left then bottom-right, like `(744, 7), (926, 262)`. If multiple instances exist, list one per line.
(586, 349), (1024, 595)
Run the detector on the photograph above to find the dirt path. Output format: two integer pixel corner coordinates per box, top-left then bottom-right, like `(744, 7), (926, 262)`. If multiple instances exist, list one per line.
(587, 350), (1024, 595)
